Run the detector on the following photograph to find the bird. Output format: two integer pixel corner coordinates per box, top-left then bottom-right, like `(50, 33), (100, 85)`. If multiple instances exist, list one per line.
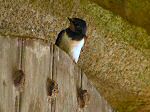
(55, 17), (87, 63)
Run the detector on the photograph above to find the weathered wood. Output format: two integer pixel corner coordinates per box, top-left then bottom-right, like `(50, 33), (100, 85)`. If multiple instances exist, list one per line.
(0, 36), (19, 112)
(0, 36), (114, 112)
(20, 39), (52, 112)
(81, 72), (113, 112)
(53, 46), (80, 112)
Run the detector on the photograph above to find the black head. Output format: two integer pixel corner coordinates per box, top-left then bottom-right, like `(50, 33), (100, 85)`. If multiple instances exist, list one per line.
(68, 18), (87, 35)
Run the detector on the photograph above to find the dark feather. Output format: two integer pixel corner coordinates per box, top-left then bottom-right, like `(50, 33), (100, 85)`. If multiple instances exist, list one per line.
(55, 30), (65, 46)
(66, 28), (85, 41)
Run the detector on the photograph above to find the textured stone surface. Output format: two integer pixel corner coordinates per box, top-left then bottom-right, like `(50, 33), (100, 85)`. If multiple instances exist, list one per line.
(0, 0), (150, 111)
(90, 0), (150, 34)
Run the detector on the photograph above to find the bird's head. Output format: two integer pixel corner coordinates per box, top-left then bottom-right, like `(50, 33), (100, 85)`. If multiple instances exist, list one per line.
(68, 18), (87, 35)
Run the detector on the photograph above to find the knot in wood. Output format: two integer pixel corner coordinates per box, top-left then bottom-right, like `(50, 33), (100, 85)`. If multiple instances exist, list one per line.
(13, 70), (25, 92)
(78, 89), (90, 108)
(46, 78), (59, 98)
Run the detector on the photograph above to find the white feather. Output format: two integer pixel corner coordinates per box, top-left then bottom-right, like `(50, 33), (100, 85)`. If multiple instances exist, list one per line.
(71, 39), (84, 63)
(58, 32), (85, 63)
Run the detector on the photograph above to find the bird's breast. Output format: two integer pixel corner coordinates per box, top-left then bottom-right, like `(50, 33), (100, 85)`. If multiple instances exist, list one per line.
(59, 33), (84, 62)
(70, 38), (84, 62)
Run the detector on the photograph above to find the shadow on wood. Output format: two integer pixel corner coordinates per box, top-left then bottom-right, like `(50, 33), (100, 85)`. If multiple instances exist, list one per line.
(0, 35), (114, 112)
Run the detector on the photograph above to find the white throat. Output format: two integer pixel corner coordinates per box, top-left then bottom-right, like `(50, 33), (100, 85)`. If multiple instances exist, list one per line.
(71, 39), (84, 63)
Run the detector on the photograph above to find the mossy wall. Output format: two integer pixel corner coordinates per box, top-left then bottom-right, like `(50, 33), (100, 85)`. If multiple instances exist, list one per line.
(91, 0), (150, 34)
(0, 0), (150, 111)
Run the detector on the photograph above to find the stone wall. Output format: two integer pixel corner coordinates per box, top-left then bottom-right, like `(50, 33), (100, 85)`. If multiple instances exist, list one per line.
(91, 0), (150, 34)
(0, 0), (150, 111)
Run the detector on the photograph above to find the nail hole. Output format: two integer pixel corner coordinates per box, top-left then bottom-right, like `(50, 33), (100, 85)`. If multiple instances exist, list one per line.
(13, 70), (25, 92)
(46, 78), (59, 98)
(78, 88), (90, 108)
(3, 80), (6, 86)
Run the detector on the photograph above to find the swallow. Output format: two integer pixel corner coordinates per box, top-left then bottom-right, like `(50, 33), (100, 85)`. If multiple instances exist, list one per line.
(55, 17), (87, 63)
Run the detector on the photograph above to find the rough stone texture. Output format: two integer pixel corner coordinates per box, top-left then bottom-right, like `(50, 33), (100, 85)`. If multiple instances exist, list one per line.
(90, 0), (150, 34)
(0, 0), (150, 112)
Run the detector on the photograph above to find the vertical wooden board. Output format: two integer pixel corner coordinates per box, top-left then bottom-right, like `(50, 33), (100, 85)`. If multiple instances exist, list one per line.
(74, 65), (83, 112)
(53, 46), (80, 112)
(20, 40), (52, 112)
(0, 36), (18, 112)
(82, 73), (113, 112)
(74, 64), (82, 91)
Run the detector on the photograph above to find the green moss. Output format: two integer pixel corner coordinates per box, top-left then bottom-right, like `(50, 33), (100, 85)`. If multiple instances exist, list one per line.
(90, 0), (150, 33)
(80, 0), (150, 57)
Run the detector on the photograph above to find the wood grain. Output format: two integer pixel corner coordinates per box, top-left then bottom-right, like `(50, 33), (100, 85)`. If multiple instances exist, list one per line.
(0, 36), (18, 112)
(0, 36), (114, 112)
(53, 45), (80, 112)
(20, 39), (52, 112)
(81, 72), (113, 112)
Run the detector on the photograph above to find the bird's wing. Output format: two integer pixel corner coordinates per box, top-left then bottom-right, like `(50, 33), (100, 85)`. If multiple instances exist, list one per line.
(55, 30), (66, 46)
(81, 35), (88, 52)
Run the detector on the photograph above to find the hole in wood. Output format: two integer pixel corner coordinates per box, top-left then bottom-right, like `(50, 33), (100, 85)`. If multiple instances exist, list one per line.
(13, 70), (25, 92)
(3, 80), (6, 86)
(78, 88), (90, 108)
(46, 78), (59, 98)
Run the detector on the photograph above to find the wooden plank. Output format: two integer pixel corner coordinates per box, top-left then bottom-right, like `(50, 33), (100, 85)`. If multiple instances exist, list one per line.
(0, 36), (114, 112)
(0, 36), (19, 112)
(20, 39), (52, 112)
(53, 45), (81, 112)
(81, 73), (113, 112)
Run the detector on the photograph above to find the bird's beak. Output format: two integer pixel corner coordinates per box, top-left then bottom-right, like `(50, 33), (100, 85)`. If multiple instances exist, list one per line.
(68, 17), (73, 23)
